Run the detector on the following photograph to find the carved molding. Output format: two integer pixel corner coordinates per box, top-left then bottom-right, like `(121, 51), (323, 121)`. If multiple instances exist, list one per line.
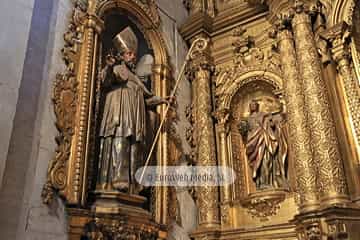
(96, 0), (160, 27)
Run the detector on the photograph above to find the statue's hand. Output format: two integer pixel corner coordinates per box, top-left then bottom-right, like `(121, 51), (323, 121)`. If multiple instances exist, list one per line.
(163, 95), (176, 106)
(105, 54), (116, 66)
(113, 65), (129, 81)
(98, 68), (108, 82)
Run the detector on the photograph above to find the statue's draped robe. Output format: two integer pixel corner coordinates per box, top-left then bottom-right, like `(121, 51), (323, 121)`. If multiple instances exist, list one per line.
(97, 62), (161, 191)
(245, 112), (288, 189)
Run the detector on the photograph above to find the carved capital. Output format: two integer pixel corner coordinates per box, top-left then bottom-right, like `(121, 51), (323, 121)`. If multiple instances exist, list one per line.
(275, 10), (294, 30)
(213, 108), (230, 125)
(213, 109), (230, 135)
(321, 22), (352, 66)
(291, 0), (313, 27)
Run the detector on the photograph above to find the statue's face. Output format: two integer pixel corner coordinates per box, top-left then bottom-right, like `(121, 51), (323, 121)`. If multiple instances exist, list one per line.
(249, 101), (259, 113)
(122, 51), (136, 64)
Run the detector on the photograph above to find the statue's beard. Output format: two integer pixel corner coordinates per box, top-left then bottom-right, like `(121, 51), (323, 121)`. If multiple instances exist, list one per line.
(125, 60), (136, 72)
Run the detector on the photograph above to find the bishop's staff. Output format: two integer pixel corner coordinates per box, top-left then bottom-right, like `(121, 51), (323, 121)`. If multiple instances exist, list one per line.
(139, 37), (209, 183)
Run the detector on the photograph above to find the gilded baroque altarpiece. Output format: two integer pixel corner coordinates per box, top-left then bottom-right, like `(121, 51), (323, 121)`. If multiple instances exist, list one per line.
(42, 0), (360, 239)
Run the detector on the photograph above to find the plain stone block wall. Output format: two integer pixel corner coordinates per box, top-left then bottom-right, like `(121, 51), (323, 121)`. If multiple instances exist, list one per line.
(0, 0), (35, 186)
(156, 1), (198, 239)
(0, 0), (69, 239)
(16, 0), (71, 239)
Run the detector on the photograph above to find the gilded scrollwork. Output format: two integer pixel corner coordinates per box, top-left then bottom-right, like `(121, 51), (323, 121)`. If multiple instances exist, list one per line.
(42, 72), (79, 204)
(83, 217), (159, 240)
(41, 1), (87, 204)
(241, 190), (286, 221)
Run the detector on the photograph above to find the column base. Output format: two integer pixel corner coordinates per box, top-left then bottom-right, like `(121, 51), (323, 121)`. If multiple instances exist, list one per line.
(293, 204), (360, 240)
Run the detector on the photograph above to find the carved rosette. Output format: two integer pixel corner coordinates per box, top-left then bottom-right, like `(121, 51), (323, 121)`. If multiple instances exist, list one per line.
(273, 15), (319, 212)
(291, 1), (348, 203)
(190, 38), (220, 228)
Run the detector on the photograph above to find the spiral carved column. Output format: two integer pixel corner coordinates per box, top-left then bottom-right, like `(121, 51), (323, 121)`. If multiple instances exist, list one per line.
(191, 47), (220, 228)
(275, 22), (319, 212)
(291, 2), (349, 205)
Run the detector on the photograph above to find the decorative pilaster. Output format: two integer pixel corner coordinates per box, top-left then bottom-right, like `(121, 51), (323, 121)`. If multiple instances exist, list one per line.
(214, 108), (231, 225)
(69, 13), (103, 205)
(272, 15), (319, 212)
(322, 22), (360, 157)
(191, 39), (220, 228)
(291, 1), (348, 205)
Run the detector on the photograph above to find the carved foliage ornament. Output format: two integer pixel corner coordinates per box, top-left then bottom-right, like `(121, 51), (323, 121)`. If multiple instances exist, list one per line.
(42, 1), (86, 204)
(84, 218), (159, 240)
(241, 191), (286, 221)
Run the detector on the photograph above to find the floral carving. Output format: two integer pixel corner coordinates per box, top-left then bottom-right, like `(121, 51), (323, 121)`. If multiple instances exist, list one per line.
(41, 1), (85, 204)
(84, 218), (159, 240)
(240, 190), (286, 221)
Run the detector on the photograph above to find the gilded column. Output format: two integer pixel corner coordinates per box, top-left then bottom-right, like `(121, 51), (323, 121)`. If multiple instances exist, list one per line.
(291, 1), (349, 205)
(191, 41), (220, 228)
(323, 22), (360, 159)
(69, 3), (103, 204)
(214, 108), (231, 225)
(273, 17), (319, 212)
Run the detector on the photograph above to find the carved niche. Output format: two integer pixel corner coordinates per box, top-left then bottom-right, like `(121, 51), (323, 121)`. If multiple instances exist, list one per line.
(41, 1), (176, 238)
(213, 26), (295, 220)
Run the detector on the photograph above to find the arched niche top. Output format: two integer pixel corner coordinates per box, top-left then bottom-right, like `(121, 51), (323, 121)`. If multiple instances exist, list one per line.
(216, 68), (283, 110)
(329, 0), (356, 26)
(96, 0), (169, 67)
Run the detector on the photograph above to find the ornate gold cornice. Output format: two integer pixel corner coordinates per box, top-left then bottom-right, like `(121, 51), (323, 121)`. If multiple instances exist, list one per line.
(179, 4), (267, 42)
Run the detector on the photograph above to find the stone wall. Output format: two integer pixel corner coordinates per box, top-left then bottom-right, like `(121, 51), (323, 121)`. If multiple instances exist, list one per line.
(0, 0), (35, 186)
(0, 0), (71, 239)
(16, 0), (72, 239)
(156, 1), (198, 239)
